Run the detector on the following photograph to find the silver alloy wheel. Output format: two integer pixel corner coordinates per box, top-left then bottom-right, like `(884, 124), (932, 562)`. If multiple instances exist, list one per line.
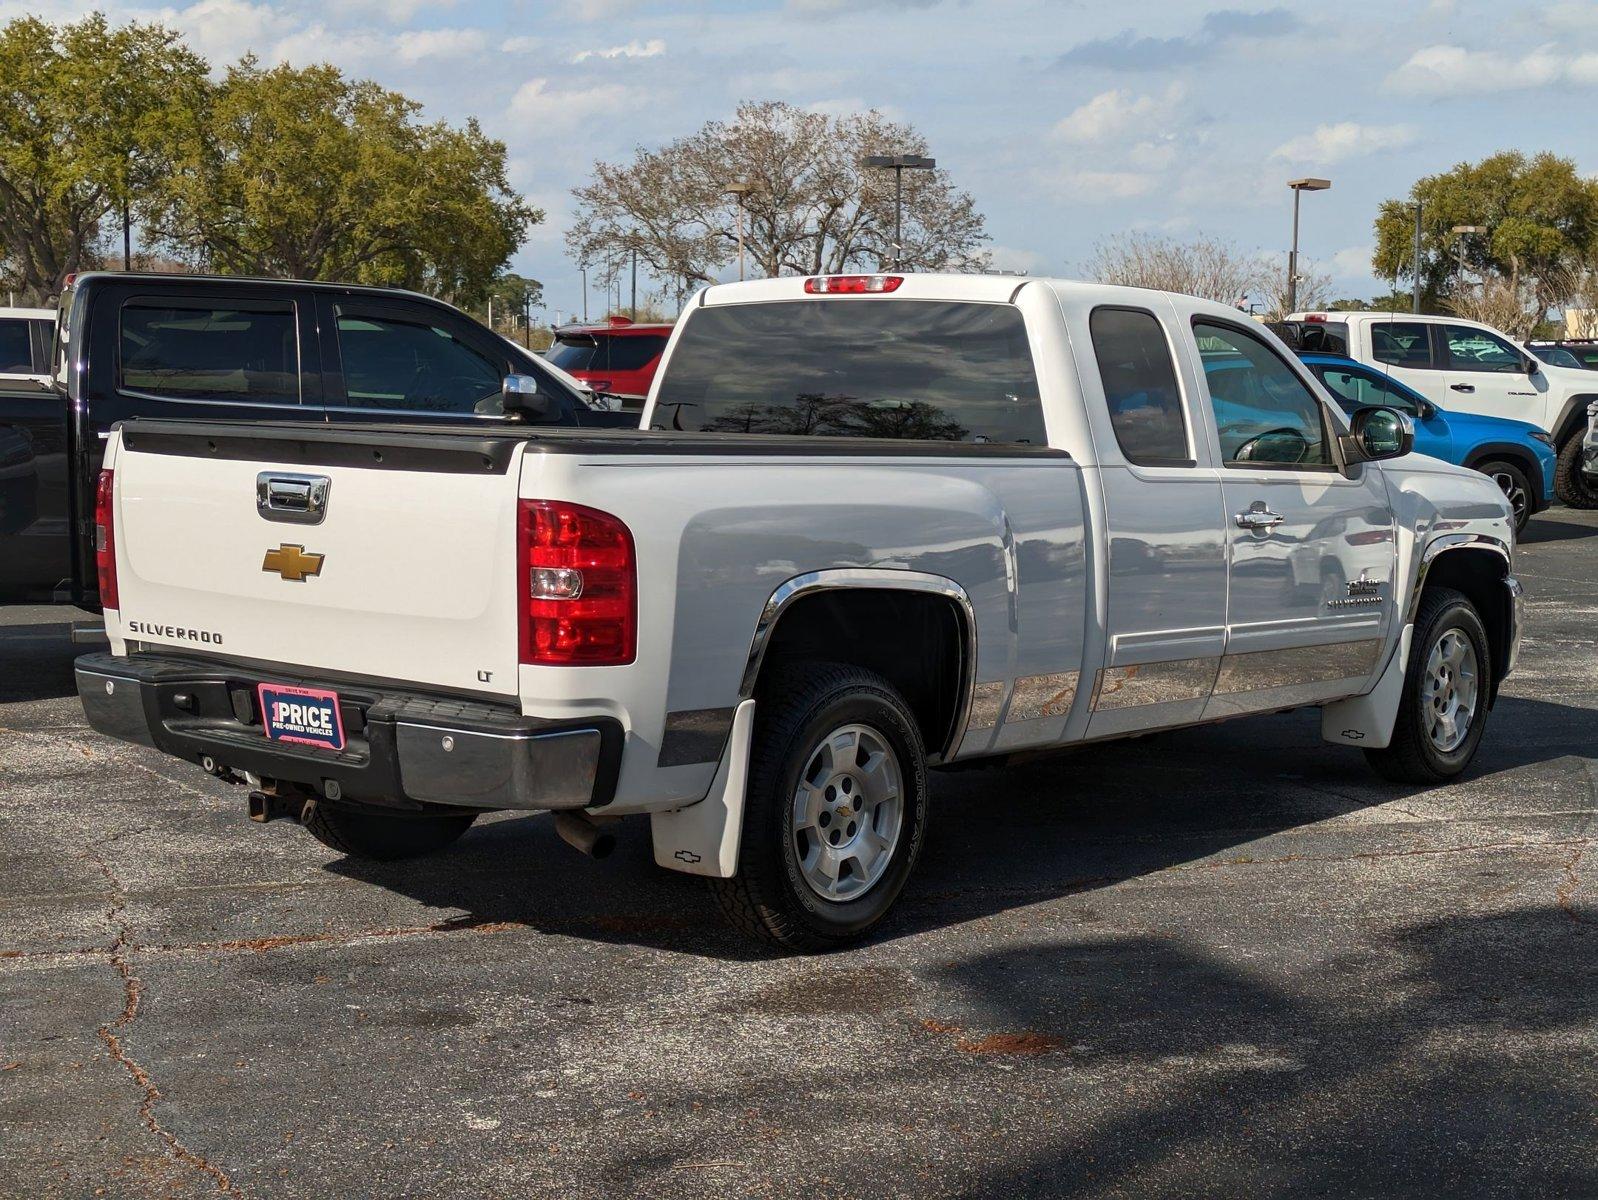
(1423, 627), (1479, 752)
(791, 723), (903, 903)
(1490, 469), (1528, 526)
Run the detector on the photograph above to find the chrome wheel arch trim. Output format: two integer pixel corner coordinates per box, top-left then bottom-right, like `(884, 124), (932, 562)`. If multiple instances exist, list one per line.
(1410, 533), (1511, 624)
(738, 567), (978, 763)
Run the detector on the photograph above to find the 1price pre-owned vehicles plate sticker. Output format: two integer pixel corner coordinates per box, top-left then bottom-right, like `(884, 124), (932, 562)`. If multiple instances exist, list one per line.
(258, 684), (345, 751)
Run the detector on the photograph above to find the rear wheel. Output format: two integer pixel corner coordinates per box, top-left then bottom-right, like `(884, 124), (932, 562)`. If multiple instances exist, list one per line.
(712, 663), (928, 952)
(1554, 431), (1598, 508)
(1477, 459), (1533, 533)
(1365, 587), (1492, 784)
(302, 801), (477, 861)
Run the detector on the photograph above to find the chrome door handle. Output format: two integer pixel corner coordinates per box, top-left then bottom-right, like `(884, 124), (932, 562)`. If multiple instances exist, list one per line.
(1235, 502), (1284, 531)
(257, 472), (330, 525)
(1450, 383), (1475, 393)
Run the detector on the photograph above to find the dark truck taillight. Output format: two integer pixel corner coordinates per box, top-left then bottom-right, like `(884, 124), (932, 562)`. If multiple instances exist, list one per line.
(517, 500), (636, 665)
(94, 468), (118, 608)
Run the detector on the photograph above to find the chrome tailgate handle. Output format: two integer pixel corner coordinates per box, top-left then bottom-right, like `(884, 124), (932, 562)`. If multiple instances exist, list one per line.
(257, 473), (330, 525)
(1235, 501), (1284, 531)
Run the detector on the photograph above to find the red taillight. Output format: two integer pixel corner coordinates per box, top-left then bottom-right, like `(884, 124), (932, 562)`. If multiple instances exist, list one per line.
(94, 468), (118, 609)
(803, 275), (903, 294)
(1304, 313), (1328, 322)
(517, 500), (635, 666)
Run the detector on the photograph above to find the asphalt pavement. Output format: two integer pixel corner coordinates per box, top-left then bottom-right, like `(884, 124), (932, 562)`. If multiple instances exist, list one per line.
(1, 512), (1594, 1199)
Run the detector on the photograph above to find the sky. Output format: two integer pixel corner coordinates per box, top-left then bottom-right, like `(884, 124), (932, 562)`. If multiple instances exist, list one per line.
(7, 0), (1597, 320)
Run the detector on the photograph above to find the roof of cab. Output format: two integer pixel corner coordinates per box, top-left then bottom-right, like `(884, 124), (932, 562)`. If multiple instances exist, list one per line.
(697, 272), (1270, 326)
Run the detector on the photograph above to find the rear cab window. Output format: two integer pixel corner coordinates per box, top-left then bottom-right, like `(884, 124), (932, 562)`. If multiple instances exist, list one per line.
(118, 300), (301, 403)
(1370, 321), (1436, 369)
(650, 299), (1047, 445)
(1088, 307), (1191, 466)
(0, 319), (30, 374)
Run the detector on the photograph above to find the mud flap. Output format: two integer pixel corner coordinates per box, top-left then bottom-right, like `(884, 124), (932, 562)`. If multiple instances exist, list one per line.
(1321, 624), (1412, 750)
(650, 699), (756, 878)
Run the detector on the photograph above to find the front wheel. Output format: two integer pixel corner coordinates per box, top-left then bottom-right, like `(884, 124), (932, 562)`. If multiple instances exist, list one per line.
(1366, 587), (1492, 784)
(1554, 431), (1598, 508)
(302, 801), (477, 861)
(712, 663), (929, 952)
(1477, 459), (1533, 534)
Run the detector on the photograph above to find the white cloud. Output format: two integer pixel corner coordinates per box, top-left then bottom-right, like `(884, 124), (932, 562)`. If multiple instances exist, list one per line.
(1052, 82), (1185, 145)
(1051, 169), (1158, 200)
(1543, 1), (1598, 32)
(393, 28), (489, 62)
(571, 38), (665, 64)
(508, 77), (637, 127)
(1270, 122), (1416, 164)
(1329, 245), (1375, 277)
(1387, 43), (1567, 95)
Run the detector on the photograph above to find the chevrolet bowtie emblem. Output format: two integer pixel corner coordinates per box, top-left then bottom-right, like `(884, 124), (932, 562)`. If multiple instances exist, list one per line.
(262, 544), (325, 582)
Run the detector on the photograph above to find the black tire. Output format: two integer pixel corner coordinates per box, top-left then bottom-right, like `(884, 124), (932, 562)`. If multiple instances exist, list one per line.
(1365, 587), (1492, 785)
(1554, 430), (1598, 509)
(712, 663), (929, 952)
(302, 800), (476, 861)
(1476, 459), (1534, 534)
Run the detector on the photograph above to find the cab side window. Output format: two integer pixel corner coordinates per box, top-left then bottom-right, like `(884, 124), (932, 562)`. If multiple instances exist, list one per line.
(335, 309), (504, 415)
(1195, 320), (1332, 468)
(1445, 324), (1524, 374)
(1370, 322), (1435, 369)
(1089, 307), (1191, 466)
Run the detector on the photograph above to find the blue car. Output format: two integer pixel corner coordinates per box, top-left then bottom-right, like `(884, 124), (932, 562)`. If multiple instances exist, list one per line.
(1299, 354), (1555, 533)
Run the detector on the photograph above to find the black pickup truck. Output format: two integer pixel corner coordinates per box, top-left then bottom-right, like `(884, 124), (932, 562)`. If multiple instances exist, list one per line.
(0, 272), (632, 606)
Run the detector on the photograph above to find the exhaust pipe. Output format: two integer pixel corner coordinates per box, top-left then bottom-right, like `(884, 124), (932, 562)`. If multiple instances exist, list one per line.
(553, 811), (615, 859)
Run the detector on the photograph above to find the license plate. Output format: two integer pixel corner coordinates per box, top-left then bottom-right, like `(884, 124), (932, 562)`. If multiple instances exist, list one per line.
(258, 683), (346, 751)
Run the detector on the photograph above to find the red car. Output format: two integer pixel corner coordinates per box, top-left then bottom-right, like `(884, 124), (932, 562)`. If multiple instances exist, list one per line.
(545, 316), (673, 410)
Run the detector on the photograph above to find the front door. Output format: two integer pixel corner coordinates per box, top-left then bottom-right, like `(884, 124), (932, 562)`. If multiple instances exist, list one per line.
(1191, 319), (1397, 720)
(1440, 322), (1550, 429)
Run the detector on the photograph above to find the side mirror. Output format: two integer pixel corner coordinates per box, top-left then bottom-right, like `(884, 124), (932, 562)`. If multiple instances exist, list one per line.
(1523, 356), (1541, 376)
(501, 373), (558, 421)
(1342, 405), (1413, 463)
(1417, 398), (1437, 420)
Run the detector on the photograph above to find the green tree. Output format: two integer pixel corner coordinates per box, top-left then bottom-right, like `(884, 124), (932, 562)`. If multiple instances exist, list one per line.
(1373, 152), (1598, 315)
(0, 14), (206, 301)
(146, 59), (536, 296)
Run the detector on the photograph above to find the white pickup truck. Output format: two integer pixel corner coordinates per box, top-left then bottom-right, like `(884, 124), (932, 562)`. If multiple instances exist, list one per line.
(77, 274), (1522, 950)
(1288, 309), (1598, 508)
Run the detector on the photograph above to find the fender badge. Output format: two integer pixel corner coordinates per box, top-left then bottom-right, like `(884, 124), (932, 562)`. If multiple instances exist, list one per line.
(263, 544), (325, 582)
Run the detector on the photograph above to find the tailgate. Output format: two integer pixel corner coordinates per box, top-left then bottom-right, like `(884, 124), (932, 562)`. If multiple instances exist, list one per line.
(108, 424), (527, 698)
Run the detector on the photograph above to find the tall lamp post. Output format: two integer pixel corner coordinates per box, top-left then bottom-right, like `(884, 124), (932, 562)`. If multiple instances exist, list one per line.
(1449, 224), (1487, 281)
(724, 180), (754, 281)
(1285, 177), (1331, 313)
(864, 153), (936, 270)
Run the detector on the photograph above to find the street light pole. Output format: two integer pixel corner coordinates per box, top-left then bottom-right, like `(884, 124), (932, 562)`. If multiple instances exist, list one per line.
(580, 263), (589, 322)
(1285, 177), (1331, 313)
(1413, 202), (1424, 314)
(723, 181), (754, 281)
(1450, 224), (1487, 283)
(864, 154), (936, 270)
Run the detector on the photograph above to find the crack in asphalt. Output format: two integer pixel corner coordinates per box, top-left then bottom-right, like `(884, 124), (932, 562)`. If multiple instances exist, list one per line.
(86, 851), (236, 1196)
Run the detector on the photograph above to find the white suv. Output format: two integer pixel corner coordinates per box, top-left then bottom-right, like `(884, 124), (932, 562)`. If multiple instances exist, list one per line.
(1289, 310), (1598, 507)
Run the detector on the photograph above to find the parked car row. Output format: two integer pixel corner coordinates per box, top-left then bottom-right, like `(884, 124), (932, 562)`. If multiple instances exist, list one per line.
(1287, 309), (1598, 509)
(74, 272), (1521, 949)
(1269, 325), (1557, 532)
(0, 274), (635, 605)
